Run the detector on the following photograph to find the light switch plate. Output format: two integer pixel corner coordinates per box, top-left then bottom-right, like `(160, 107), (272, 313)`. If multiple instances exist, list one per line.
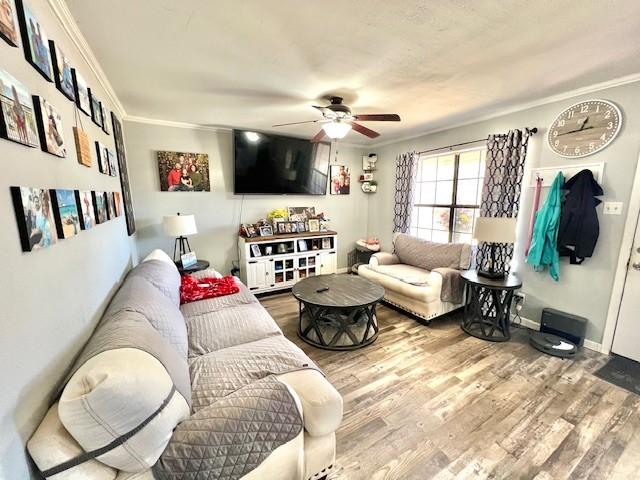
(603, 202), (623, 215)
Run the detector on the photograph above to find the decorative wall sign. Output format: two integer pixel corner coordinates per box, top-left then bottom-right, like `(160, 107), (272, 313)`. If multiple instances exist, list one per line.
(71, 68), (90, 115)
(0, 68), (39, 147)
(76, 190), (95, 230)
(73, 126), (91, 166)
(50, 189), (80, 239)
(287, 206), (315, 222)
(15, 0), (53, 81)
(157, 150), (210, 191)
(111, 113), (136, 235)
(88, 88), (103, 127)
(49, 40), (74, 101)
(33, 95), (66, 157)
(330, 164), (350, 195)
(92, 191), (107, 224)
(548, 99), (622, 158)
(0, 0), (19, 46)
(11, 186), (58, 251)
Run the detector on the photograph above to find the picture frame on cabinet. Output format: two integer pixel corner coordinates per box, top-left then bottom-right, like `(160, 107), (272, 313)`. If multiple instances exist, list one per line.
(308, 219), (320, 232)
(0, 68), (39, 147)
(49, 40), (75, 101)
(15, 0), (53, 81)
(298, 239), (308, 252)
(71, 68), (90, 115)
(32, 95), (66, 157)
(259, 225), (273, 236)
(0, 0), (20, 47)
(250, 244), (262, 257)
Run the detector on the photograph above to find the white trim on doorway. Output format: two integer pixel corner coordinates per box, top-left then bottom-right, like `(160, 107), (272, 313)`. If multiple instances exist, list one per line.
(600, 154), (640, 354)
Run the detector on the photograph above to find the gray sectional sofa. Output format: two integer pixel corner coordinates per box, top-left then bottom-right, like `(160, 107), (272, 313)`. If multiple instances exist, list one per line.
(27, 249), (342, 480)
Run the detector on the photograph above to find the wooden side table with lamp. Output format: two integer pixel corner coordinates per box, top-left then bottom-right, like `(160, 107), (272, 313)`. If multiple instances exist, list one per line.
(163, 213), (209, 274)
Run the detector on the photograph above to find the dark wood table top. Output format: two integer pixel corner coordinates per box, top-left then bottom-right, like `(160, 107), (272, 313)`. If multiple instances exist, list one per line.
(292, 274), (384, 308)
(461, 269), (522, 289)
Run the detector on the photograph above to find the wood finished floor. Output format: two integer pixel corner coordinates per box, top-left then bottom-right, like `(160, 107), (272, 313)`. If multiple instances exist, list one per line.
(260, 293), (640, 480)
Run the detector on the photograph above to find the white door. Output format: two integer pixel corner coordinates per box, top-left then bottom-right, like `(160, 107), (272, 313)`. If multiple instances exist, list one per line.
(319, 252), (337, 275)
(246, 260), (271, 290)
(612, 213), (640, 363)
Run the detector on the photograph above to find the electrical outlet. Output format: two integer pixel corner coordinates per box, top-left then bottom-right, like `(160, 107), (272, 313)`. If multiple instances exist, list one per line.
(603, 202), (623, 215)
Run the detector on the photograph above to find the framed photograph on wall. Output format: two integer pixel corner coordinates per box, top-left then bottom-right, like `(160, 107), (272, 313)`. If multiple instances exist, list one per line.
(72, 68), (90, 115)
(50, 189), (80, 239)
(32, 96), (66, 157)
(0, 0), (20, 47)
(100, 103), (110, 134)
(107, 148), (117, 177)
(15, 0), (53, 81)
(95, 141), (109, 175)
(92, 191), (108, 224)
(111, 113), (136, 235)
(157, 150), (210, 192)
(76, 190), (95, 230)
(88, 88), (103, 127)
(49, 40), (74, 101)
(113, 191), (123, 217)
(10, 186), (58, 251)
(0, 68), (39, 147)
(106, 192), (115, 219)
(330, 164), (350, 195)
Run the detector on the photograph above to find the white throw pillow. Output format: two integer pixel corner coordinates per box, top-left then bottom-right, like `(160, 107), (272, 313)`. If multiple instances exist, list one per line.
(142, 249), (175, 267)
(58, 348), (189, 472)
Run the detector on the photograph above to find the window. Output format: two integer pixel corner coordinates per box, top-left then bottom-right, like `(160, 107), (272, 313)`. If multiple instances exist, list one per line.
(409, 147), (487, 244)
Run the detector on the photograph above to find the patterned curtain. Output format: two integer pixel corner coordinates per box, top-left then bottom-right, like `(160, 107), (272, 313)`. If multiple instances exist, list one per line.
(393, 151), (419, 233)
(476, 129), (533, 272)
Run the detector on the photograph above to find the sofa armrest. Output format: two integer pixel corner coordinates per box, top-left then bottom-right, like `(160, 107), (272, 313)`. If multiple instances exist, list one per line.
(370, 252), (400, 267)
(430, 267), (464, 304)
(277, 370), (343, 437)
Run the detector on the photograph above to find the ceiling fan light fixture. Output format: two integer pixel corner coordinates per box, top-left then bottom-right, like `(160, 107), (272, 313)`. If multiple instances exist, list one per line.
(244, 131), (260, 142)
(322, 121), (351, 139)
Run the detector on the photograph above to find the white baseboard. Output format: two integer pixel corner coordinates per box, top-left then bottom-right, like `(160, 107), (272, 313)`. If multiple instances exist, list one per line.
(514, 315), (603, 353)
(337, 267), (349, 274)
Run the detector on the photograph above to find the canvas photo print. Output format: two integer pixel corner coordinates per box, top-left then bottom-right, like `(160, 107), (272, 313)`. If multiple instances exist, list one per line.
(49, 40), (74, 101)
(113, 191), (122, 217)
(11, 186), (58, 251)
(72, 68), (90, 115)
(101, 103), (110, 134)
(92, 191), (107, 224)
(157, 150), (210, 191)
(89, 88), (102, 127)
(0, 68), (38, 147)
(330, 164), (351, 195)
(95, 141), (109, 175)
(33, 96), (66, 157)
(76, 190), (95, 230)
(50, 189), (80, 239)
(16, 0), (52, 80)
(107, 148), (117, 177)
(106, 191), (115, 219)
(0, 0), (19, 46)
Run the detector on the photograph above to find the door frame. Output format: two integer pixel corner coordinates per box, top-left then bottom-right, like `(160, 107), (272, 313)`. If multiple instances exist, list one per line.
(601, 153), (640, 354)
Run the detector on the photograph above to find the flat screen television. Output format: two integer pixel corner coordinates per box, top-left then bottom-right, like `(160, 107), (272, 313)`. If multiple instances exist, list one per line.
(233, 130), (331, 195)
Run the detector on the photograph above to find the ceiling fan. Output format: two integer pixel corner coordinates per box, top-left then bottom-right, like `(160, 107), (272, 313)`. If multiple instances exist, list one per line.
(272, 96), (401, 142)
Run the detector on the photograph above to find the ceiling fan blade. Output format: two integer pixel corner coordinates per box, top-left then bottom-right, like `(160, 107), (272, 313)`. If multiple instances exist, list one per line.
(351, 122), (380, 139)
(272, 119), (321, 127)
(310, 129), (326, 143)
(353, 114), (401, 122)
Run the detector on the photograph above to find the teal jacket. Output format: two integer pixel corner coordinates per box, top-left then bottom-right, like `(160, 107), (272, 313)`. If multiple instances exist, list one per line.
(527, 172), (564, 281)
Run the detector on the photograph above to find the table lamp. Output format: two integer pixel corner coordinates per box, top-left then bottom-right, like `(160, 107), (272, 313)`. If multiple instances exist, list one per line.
(163, 213), (197, 263)
(473, 216), (517, 279)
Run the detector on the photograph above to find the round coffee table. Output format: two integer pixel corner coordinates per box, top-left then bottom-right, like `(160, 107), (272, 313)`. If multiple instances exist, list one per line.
(292, 274), (384, 351)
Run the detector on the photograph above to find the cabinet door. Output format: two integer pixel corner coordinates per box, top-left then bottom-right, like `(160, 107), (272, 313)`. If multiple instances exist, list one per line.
(246, 260), (271, 290)
(319, 252), (337, 275)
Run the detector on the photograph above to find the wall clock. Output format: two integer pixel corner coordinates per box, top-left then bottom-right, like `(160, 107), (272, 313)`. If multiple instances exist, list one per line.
(547, 99), (621, 158)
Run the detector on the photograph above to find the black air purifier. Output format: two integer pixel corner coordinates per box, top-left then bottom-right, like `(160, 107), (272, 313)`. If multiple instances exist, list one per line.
(529, 308), (588, 358)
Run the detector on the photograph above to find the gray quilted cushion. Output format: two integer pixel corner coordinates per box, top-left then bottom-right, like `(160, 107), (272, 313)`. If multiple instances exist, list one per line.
(153, 376), (302, 480)
(106, 276), (188, 359)
(186, 303), (281, 356)
(180, 280), (258, 319)
(127, 259), (181, 307)
(394, 233), (465, 271)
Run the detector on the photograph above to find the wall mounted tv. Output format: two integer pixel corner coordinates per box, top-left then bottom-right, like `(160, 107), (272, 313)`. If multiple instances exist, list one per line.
(233, 130), (331, 195)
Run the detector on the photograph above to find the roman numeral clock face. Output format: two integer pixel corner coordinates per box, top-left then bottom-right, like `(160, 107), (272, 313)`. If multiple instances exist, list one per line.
(548, 100), (621, 157)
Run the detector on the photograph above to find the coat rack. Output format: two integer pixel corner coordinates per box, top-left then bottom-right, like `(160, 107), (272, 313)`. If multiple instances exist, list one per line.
(528, 162), (605, 187)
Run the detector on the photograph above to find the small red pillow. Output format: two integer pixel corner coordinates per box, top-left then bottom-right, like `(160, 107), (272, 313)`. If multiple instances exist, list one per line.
(180, 275), (240, 305)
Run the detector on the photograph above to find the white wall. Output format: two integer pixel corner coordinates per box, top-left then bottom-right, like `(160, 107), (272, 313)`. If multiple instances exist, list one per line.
(124, 121), (369, 273)
(367, 81), (640, 344)
(0, 1), (135, 477)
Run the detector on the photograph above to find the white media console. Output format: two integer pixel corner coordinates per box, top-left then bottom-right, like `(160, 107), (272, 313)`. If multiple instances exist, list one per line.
(239, 230), (338, 293)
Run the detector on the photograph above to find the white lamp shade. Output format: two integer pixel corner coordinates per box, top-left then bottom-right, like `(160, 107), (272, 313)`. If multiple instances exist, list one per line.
(322, 121), (352, 139)
(163, 214), (197, 237)
(473, 217), (517, 243)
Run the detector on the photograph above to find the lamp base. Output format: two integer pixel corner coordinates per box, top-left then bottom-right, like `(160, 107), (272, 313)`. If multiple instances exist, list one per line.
(477, 269), (506, 280)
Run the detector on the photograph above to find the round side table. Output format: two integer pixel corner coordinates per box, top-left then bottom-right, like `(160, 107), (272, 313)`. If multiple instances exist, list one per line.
(461, 270), (522, 342)
(176, 260), (210, 275)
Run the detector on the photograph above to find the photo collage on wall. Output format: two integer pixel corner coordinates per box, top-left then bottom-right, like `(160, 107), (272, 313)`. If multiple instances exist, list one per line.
(2, 0), (137, 253)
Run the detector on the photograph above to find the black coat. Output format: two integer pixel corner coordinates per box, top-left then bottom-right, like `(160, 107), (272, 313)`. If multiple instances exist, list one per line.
(557, 169), (603, 264)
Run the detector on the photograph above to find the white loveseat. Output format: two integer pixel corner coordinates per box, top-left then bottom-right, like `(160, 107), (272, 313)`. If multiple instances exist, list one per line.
(358, 233), (471, 324)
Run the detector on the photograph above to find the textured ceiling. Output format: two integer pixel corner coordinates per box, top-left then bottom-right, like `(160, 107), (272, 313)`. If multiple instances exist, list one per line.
(66, 0), (640, 144)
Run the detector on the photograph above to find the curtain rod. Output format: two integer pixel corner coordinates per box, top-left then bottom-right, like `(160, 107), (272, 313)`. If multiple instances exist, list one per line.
(416, 127), (538, 155)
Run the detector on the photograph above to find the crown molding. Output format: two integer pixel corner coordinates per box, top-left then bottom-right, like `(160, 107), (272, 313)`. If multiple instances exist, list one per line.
(368, 72), (640, 149)
(46, 0), (126, 118)
(124, 115), (231, 132)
